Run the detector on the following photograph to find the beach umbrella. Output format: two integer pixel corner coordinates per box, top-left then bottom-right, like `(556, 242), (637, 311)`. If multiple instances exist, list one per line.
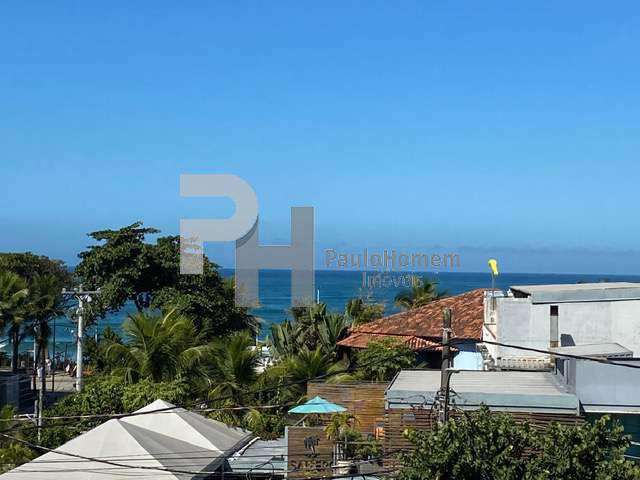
(288, 395), (347, 414)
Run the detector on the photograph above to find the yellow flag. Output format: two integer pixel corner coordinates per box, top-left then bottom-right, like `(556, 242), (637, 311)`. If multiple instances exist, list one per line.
(488, 258), (499, 276)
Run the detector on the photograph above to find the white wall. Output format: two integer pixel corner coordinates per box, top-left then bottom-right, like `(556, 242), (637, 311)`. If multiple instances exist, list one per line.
(490, 297), (640, 362)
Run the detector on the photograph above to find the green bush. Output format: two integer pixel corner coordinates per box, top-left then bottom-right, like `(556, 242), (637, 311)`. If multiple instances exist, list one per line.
(399, 406), (640, 480)
(356, 338), (417, 381)
(122, 379), (189, 411)
(32, 376), (190, 449)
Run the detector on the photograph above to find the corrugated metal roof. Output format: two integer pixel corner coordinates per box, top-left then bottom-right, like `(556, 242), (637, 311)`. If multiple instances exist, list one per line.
(510, 282), (640, 304)
(551, 343), (633, 358)
(386, 370), (579, 414)
(228, 437), (287, 474)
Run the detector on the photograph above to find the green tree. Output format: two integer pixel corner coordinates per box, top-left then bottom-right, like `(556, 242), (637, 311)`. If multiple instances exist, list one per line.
(206, 331), (260, 405)
(105, 309), (210, 383)
(325, 412), (361, 459)
(242, 409), (286, 440)
(270, 303), (350, 359)
(35, 377), (188, 449)
(394, 277), (447, 310)
(400, 406), (532, 480)
(399, 406), (640, 480)
(84, 325), (122, 371)
(270, 347), (351, 402)
(121, 379), (189, 412)
(356, 338), (416, 381)
(316, 311), (350, 355)
(529, 416), (640, 480)
(26, 274), (67, 390)
(269, 319), (302, 358)
(0, 272), (29, 373)
(75, 222), (255, 337)
(0, 253), (72, 286)
(345, 298), (384, 326)
(0, 405), (35, 473)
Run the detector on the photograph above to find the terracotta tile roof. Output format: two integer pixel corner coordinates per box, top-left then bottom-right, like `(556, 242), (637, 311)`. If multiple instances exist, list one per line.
(337, 288), (487, 350)
(337, 332), (451, 351)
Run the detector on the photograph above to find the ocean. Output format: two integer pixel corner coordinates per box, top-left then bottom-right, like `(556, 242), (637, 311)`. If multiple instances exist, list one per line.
(10, 269), (640, 359)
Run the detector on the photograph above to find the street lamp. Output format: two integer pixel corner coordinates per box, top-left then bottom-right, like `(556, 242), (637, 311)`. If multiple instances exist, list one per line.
(61, 286), (100, 392)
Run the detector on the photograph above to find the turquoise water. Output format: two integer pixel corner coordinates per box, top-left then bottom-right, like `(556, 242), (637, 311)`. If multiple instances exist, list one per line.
(13, 269), (640, 356)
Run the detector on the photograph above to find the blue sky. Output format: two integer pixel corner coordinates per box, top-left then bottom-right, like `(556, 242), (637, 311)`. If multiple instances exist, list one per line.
(1, 2), (640, 274)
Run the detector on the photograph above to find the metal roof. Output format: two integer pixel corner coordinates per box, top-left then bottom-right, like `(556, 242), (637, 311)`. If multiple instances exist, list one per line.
(551, 343), (633, 358)
(386, 370), (579, 414)
(228, 437), (287, 474)
(509, 282), (640, 304)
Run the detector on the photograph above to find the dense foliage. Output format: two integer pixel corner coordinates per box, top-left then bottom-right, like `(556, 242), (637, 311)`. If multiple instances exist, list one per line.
(399, 406), (640, 480)
(394, 277), (448, 310)
(0, 253), (72, 286)
(30, 377), (190, 448)
(355, 338), (417, 381)
(105, 309), (210, 383)
(0, 406), (35, 474)
(4, 242), (638, 478)
(74, 222), (255, 337)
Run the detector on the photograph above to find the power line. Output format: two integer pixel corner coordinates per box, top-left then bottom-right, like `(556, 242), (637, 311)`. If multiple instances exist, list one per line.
(471, 339), (640, 369)
(0, 431), (400, 478)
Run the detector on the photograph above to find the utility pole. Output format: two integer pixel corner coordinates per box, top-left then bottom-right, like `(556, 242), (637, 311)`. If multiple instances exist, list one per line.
(439, 308), (453, 424)
(51, 317), (56, 392)
(62, 286), (100, 393)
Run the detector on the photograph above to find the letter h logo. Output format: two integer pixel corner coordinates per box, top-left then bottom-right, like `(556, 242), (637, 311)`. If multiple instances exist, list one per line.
(180, 174), (314, 307)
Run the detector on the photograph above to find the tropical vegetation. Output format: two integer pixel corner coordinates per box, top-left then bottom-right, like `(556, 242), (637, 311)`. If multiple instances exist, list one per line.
(394, 277), (448, 310)
(1, 233), (638, 478)
(399, 405), (640, 480)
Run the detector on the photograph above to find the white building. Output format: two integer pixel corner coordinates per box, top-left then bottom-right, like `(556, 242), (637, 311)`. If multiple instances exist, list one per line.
(482, 282), (640, 370)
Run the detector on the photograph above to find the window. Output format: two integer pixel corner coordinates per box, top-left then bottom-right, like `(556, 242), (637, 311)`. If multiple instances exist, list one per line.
(550, 305), (559, 348)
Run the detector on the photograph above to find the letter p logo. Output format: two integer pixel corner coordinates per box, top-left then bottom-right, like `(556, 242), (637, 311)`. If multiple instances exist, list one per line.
(180, 174), (314, 308)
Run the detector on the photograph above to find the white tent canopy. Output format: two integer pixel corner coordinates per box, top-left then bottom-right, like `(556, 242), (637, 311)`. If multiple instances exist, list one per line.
(1, 399), (253, 479)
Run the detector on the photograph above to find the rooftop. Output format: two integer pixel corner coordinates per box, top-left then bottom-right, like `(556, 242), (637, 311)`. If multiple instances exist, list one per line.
(228, 437), (287, 474)
(337, 289), (487, 350)
(0, 399), (253, 479)
(551, 342), (633, 358)
(386, 370), (580, 414)
(510, 282), (640, 304)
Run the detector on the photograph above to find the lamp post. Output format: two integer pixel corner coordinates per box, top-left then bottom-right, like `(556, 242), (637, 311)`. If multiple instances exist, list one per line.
(62, 286), (100, 393)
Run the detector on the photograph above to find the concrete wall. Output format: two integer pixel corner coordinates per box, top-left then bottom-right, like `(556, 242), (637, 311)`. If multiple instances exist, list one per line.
(556, 359), (640, 413)
(489, 297), (640, 363)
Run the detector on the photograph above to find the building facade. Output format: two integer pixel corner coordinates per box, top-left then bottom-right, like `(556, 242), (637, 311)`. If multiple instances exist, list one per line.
(482, 283), (640, 370)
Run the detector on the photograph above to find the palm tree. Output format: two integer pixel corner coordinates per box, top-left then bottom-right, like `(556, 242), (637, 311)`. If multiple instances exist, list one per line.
(269, 319), (301, 358)
(270, 303), (350, 359)
(221, 276), (260, 335)
(26, 274), (66, 391)
(324, 412), (361, 461)
(0, 272), (29, 373)
(316, 313), (350, 355)
(271, 347), (352, 402)
(344, 298), (384, 326)
(206, 331), (260, 405)
(106, 309), (210, 383)
(394, 277), (447, 310)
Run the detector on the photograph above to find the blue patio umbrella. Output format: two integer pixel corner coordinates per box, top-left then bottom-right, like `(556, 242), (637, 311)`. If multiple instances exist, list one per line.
(288, 396), (347, 414)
